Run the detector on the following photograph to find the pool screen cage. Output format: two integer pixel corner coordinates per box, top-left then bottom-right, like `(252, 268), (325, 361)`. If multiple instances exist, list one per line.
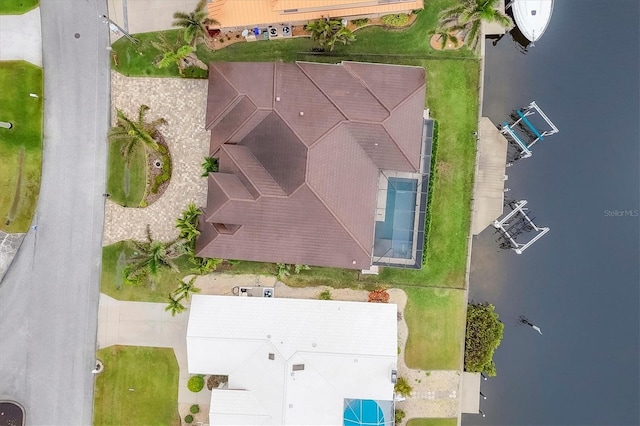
(343, 399), (395, 426)
(372, 119), (433, 269)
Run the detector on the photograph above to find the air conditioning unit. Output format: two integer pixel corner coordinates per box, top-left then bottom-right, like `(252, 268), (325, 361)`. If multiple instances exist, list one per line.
(237, 287), (275, 298)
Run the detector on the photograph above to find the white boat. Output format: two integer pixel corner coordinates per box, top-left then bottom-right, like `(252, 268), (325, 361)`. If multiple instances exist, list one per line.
(510, 0), (554, 43)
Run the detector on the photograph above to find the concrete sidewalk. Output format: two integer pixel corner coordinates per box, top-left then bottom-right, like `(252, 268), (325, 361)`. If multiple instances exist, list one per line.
(97, 293), (211, 406)
(0, 7), (42, 66)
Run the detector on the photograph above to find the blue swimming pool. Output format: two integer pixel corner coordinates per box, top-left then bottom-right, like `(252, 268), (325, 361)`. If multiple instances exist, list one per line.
(373, 177), (418, 260)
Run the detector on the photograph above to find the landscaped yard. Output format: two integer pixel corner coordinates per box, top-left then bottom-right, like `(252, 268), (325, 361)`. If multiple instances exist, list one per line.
(0, 60), (43, 233)
(101, 241), (196, 302)
(0, 0), (38, 14)
(94, 345), (180, 426)
(105, 0), (476, 372)
(106, 138), (146, 207)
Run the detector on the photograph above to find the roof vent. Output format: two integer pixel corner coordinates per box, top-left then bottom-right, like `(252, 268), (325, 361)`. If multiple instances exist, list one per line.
(352, 260), (357, 265)
(531, 10), (536, 15)
(276, 96), (281, 102)
(292, 364), (305, 371)
(268, 353), (275, 360)
(299, 111), (304, 116)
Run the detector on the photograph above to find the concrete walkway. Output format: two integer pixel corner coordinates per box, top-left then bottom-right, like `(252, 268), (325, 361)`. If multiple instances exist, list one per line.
(103, 72), (210, 245)
(0, 7), (43, 66)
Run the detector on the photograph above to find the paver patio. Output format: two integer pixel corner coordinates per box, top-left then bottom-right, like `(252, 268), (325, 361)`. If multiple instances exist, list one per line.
(103, 72), (209, 245)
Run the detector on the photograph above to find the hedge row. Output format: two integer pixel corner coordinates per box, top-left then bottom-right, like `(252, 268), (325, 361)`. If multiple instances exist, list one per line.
(422, 119), (439, 265)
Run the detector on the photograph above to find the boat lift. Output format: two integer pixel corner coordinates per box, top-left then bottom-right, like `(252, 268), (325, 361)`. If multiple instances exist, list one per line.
(493, 200), (549, 254)
(500, 101), (558, 159)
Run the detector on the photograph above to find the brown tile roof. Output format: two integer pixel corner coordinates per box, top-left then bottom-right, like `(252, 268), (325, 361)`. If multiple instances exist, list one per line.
(197, 61), (426, 269)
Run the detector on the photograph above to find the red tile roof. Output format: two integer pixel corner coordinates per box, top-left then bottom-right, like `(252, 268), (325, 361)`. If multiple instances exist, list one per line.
(197, 61), (426, 269)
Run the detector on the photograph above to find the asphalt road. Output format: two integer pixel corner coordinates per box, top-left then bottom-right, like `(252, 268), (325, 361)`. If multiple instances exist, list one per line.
(0, 1), (110, 424)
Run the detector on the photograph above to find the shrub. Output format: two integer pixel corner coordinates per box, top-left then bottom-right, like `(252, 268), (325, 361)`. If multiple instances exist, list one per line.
(187, 375), (205, 392)
(190, 404), (200, 414)
(465, 303), (504, 376)
(395, 409), (406, 424)
(201, 156), (219, 177)
(351, 18), (369, 27)
(206, 374), (229, 390)
(184, 414), (194, 423)
(319, 290), (332, 300)
(381, 13), (410, 27)
(422, 119), (439, 265)
(368, 288), (390, 303)
(394, 376), (412, 397)
(151, 149), (171, 194)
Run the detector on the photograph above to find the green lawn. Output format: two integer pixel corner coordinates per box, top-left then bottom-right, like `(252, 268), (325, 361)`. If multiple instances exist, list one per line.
(0, 0), (38, 14)
(403, 287), (466, 370)
(407, 418), (458, 426)
(101, 241), (196, 302)
(94, 346), (180, 426)
(0, 61), (43, 233)
(106, 139), (146, 207)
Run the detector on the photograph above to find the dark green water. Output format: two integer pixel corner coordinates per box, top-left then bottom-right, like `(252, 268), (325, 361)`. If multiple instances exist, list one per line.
(465, 1), (640, 425)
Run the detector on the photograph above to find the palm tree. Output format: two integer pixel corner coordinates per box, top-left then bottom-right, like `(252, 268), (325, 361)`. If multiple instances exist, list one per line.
(438, 0), (513, 50)
(165, 293), (186, 316)
(306, 18), (356, 52)
(201, 156), (219, 177)
(176, 203), (202, 242)
(172, 0), (219, 46)
(432, 26), (461, 50)
(174, 276), (201, 301)
(108, 105), (166, 162)
(124, 225), (182, 285)
(152, 33), (208, 75)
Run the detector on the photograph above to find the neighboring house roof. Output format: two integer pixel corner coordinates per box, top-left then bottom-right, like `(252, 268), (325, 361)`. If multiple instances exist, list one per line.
(208, 0), (423, 28)
(197, 61), (426, 269)
(186, 295), (398, 425)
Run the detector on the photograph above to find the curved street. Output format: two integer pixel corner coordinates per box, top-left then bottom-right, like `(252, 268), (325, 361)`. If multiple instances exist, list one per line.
(0, 1), (110, 424)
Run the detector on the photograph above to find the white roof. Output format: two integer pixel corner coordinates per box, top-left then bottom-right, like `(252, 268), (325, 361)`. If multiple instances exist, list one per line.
(187, 295), (398, 425)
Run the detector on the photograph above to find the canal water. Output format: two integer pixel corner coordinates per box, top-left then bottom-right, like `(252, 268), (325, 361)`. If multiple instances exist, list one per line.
(464, 1), (639, 425)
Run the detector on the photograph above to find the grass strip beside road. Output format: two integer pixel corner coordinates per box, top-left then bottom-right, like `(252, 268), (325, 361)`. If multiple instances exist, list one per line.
(0, 61), (43, 233)
(94, 346), (180, 426)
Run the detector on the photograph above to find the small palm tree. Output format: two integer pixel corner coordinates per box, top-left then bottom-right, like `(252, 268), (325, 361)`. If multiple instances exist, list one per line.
(307, 18), (355, 52)
(165, 293), (186, 316)
(172, 0), (219, 46)
(438, 0), (513, 50)
(433, 26), (461, 49)
(174, 276), (201, 301)
(124, 225), (182, 284)
(108, 105), (166, 162)
(152, 33), (208, 75)
(176, 203), (202, 242)
(201, 156), (219, 177)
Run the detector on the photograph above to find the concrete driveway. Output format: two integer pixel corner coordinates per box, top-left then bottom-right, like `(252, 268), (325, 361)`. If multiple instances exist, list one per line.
(0, 8), (42, 66)
(97, 293), (211, 406)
